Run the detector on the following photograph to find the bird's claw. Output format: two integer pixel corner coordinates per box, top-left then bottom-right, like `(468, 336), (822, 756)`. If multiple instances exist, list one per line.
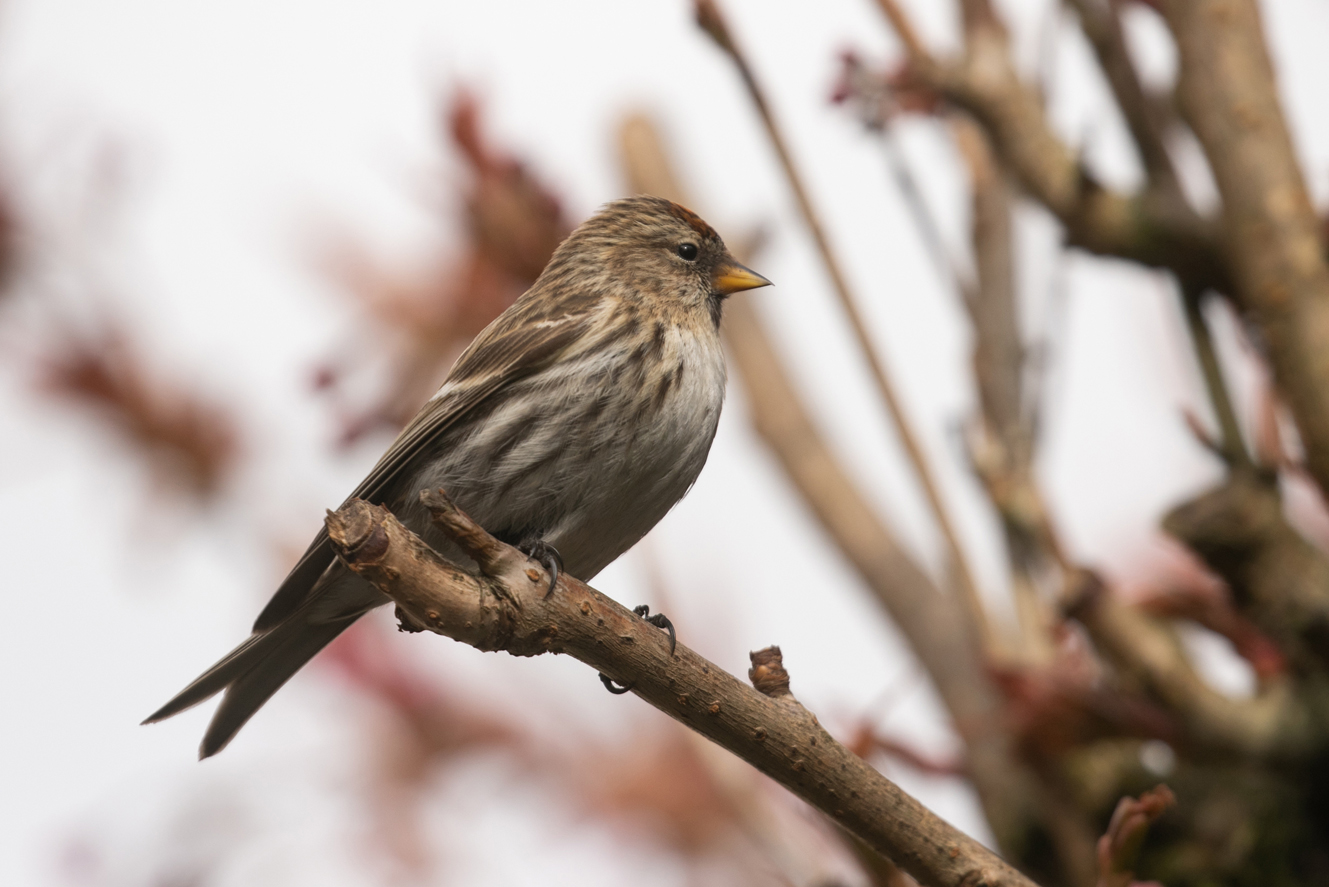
(632, 604), (676, 655)
(598, 604), (677, 695)
(519, 539), (563, 598)
(600, 673), (634, 694)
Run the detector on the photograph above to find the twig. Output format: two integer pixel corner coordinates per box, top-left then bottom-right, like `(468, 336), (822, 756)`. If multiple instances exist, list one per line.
(324, 492), (1044, 887)
(695, 0), (991, 647)
(831, 53), (973, 303)
(952, 118), (1022, 446)
(1179, 281), (1252, 469)
(873, 0), (928, 61)
(951, 115), (1076, 668)
(881, 124), (977, 307)
(1063, 0), (1264, 477)
(1064, 0), (1180, 193)
(848, 723), (967, 778)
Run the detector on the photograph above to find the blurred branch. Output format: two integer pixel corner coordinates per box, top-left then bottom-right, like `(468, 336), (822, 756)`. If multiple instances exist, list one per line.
(1063, 0), (1180, 194)
(831, 52), (976, 306)
(874, 0), (928, 61)
(1157, 0), (1329, 504)
(872, 0), (1223, 289)
(325, 492), (1044, 887)
(864, 2), (1256, 506)
(846, 722), (967, 778)
(883, 124), (974, 303)
(1179, 282), (1252, 469)
(1066, 570), (1324, 760)
(953, 119), (1022, 447)
(988, 647), (1178, 761)
(1135, 580), (1287, 682)
(951, 116), (1073, 668)
(0, 171), (21, 300)
(695, 0), (991, 647)
(1163, 471), (1329, 670)
(835, 57), (1072, 665)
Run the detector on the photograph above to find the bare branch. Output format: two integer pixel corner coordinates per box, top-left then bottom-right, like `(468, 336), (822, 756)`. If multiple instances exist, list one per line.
(324, 493), (1043, 887)
(873, 0), (1223, 288)
(1158, 0), (1329, 503)
(1179, 282), (1253, 469)
(831, 53), (976, 305)
(873, 0), (929, 61)
(1065, 570), (1322, 760)
(950, 116), (1060, 664)
(952, 118), (1024, 455)
(1064, 0), (1181, 193)
(1163, 471), (1329, 669)
(695, 0), (991, 646)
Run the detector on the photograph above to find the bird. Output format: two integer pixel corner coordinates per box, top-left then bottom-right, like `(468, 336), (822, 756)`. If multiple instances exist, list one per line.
(143, 195), (771, 758)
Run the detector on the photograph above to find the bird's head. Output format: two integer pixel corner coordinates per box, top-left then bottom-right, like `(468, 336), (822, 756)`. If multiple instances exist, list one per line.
(543, 195), (771, 326)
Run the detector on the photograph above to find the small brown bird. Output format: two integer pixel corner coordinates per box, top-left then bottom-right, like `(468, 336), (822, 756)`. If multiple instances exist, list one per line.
(145, 196), (771, 757)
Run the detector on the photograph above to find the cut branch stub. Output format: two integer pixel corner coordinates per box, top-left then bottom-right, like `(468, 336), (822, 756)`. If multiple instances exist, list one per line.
(749, 646), (792, 698)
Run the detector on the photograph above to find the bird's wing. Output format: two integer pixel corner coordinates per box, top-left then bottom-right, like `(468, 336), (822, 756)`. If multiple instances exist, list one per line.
(252, 300), (596, 631)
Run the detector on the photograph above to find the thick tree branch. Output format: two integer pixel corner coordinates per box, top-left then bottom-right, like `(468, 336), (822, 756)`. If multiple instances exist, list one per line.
(1158, 0), (1329, 503)
(325, 493), (1042, 887)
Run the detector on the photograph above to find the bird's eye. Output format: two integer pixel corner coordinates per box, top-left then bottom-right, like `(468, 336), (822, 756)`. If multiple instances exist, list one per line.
(677, 242), (699, 261)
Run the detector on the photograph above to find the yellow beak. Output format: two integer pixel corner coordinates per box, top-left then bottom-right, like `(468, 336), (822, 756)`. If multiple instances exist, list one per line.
(712, 259), (772, 295)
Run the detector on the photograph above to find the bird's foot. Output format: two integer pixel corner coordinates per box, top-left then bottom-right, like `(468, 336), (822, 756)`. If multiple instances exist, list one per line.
(632, 604), (676, 655)
(598, 604), (677, 694)
(518, 539), (563, 598)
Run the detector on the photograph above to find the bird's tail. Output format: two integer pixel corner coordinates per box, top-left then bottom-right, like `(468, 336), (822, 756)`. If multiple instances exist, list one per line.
(143, 610), (359, 758)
